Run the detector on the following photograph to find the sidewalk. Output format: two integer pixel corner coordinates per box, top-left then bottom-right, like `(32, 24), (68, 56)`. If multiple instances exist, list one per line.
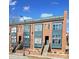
(9, 53), (68, 59)
(27, 54), (68, 59)
(9, 54), (29, 59)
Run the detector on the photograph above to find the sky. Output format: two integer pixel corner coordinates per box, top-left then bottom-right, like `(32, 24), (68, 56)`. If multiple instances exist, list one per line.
(9, 0), (69, 32)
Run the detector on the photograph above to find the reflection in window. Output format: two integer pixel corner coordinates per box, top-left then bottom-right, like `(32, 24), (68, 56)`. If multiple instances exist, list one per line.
(34, 24), (42, 48)
(11, 26), (17, 47)
(35, 24), (42, 31)
(23, 24), (30, 48)
(52, 22), (62, 48)
(11, 27), (16, 33)
(53, 23), (62, 30)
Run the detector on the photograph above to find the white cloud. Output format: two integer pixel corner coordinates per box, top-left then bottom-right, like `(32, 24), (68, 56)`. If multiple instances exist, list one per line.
(12, 7), (15, 10)
(9, 0), (17, 6)
(23, 6), (30, 11)
(19, 16), (32, 21)
(51, 2), (59, 5)
(41, 13), (53, 18)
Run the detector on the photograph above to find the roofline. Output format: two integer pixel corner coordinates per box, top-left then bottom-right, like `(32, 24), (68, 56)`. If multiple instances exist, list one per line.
(9, 16), (64, 26)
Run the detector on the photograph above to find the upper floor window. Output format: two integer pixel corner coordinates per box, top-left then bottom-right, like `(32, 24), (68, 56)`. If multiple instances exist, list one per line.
(11, 27), (16, 33)
(24, 24), (30, 32)
(35, 24), (42, 31)
(53, 23), (62, 30)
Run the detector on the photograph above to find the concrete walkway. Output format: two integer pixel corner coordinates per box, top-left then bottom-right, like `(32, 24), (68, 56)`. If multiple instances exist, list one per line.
(9, 54), (68, 59)
(9, 54), (29, 59)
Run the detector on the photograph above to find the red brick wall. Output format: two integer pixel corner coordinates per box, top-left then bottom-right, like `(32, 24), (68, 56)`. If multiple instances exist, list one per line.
(62, 11), (67, 53)
(17, 25), (24, 43)
(9, 11), (67, 54)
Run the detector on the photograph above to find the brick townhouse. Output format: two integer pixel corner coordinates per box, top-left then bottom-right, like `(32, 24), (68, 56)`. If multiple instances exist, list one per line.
(9, 11), (67, 56)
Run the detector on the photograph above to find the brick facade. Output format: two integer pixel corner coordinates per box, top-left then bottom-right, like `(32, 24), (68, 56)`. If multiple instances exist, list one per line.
(9, 11), (67, 55)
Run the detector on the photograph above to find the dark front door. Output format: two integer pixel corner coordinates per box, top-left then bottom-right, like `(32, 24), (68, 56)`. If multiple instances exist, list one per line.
(19, 36), (21, 44)
(45, 36), (49, 45)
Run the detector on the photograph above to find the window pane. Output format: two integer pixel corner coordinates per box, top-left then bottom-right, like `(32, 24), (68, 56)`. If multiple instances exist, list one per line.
(11, 26), (17, 46)
(52, 22), (62, 48)
(12, 38), (16, 44)
(34, 24), (42, 48)
(11, 27), (16, 33)
(35, 24), (42, 31)
(23, 24), (30, 48)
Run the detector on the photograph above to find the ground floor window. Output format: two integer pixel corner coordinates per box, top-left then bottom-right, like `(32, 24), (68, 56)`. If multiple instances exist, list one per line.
(23, 32), (30, 48)
(34, 37), (42, 48)
(11, 33), (17, 47)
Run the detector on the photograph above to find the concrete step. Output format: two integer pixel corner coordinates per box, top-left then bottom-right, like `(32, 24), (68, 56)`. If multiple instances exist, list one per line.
(42, 45), (49, 56)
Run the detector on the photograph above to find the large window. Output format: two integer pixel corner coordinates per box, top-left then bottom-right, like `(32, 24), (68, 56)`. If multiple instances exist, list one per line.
(11, 27), (17, 47)
(11, 27), (16, 33)
(23, 24), (30, 48)
(34, 24), (42, 48)
(52, 22), (62, 48)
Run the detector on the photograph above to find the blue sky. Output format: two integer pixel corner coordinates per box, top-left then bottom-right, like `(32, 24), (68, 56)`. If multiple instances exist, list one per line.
(9, 0), (69, 32)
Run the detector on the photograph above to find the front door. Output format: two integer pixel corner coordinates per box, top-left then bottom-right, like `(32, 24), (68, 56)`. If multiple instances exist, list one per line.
(19, 36), (21, 44)
(45, 36), (49, 45)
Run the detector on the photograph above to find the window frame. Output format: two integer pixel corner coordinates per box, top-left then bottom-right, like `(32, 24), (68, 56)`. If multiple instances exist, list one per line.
(52, 22), (63, 49)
